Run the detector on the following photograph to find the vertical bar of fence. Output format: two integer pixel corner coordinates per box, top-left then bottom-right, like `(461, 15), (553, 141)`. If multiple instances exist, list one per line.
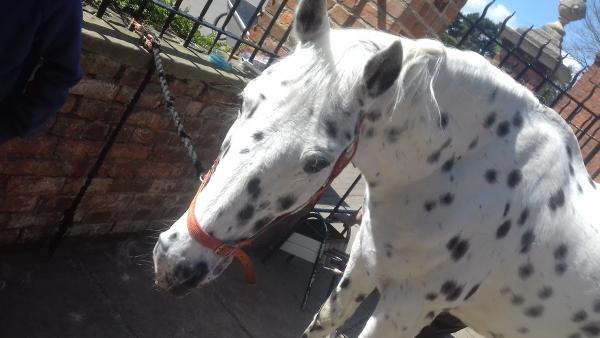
(266, 24), (293, 66)
(96, 0), (113, 18)
(183, 0), (214, 47)
(514, 40), (550, 82)
(207, 0), (243, 54)
(160, 0), (185, 36)
(135, 0), (152, 20)
(250, 0), (288, 62)
(228, 0), (269, 60)
(456, 0), (496, 48)
(497, 26), (533, 68)
(479, 12), (514, 56)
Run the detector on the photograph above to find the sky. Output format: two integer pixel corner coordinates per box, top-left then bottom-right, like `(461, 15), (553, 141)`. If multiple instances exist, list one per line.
(461, 0), (585, 69)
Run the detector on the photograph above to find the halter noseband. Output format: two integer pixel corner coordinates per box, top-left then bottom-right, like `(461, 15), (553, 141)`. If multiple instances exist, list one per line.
(185, 124), (361, 285)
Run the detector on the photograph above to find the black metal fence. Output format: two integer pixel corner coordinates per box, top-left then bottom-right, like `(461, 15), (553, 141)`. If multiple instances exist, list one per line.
(92, 0), (291, 65)
(444, 2), (599, 179)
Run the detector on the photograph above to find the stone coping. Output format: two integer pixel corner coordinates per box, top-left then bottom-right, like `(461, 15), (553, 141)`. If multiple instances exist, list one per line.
(82, 9), (250, 92)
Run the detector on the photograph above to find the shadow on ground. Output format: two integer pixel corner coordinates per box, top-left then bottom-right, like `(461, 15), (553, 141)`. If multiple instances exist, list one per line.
(0, 236), (375, 338)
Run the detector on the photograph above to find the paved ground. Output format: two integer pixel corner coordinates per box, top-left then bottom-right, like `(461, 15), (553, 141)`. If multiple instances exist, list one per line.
(0, 166), (481, 338)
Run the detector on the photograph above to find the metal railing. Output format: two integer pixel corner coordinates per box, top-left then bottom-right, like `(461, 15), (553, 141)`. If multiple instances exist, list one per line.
(445, 1), (599, 179)
(92, 0), (290, 65)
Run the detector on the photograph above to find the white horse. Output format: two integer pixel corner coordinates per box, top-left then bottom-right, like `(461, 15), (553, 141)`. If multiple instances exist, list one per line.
(153, 0), (600, 337)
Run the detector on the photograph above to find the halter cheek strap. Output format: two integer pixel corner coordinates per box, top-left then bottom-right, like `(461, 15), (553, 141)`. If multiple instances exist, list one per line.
(185, 129), (361, 285)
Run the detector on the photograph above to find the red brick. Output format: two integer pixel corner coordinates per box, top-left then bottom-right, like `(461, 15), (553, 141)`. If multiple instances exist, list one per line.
(6, 177), (66, 194)
(444, 3), (460, 22)
(137, 162), (190, 178)
(330, 4), (353, 26)
(200, 88), (241, 106)
(184, 100), (206, 117)
(108, 178), (151, 193)
(127, 110), (171, 130)
(115, 85), (136, 104)
(257, 11), (274, 31)
(76, 210), (118, 224)
(108, 143), (152, 161)
(100, 161), (138, 178)
(87, 177), (114, 193)
(75, 98), (125, 123)
(287, 0), (299, 10)
(359, 3), (394, 30)
(149, 178), (198, 194)
(384, 0), (409, 19)
(0, 159), (65, 177)
(138, 89), (164, 110)
(169, 78), (206, 98)
(70, 78), (119, 101)
(79, 193), (133, 210)
(37, 195), (74, 212)
(19, 226), (55, 243)
(130, 128), (156, 145)
(55, 139), (104, 159)
(0, 195), (38, 212)
(81, 53), (122, 78)
(149, 145), (190, 163)
(63, 159), (95, 177)
(119, 67), (147, 87)
(0, 137), (58, 158)
(277, 9), (294, 27)
(433, 0), (450, 12)
(7, 212), (62, 229)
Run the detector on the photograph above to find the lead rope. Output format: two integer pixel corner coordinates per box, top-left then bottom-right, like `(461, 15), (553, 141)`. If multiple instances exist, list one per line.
(129, 19), (205, 179)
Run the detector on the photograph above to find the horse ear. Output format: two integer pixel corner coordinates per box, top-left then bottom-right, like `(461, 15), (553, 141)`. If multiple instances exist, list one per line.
(294, 0), (330, 44)
(363, 40), (403, 97)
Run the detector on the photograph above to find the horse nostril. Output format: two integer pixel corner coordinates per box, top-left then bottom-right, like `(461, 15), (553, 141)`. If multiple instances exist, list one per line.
(158, 238), (170, 252)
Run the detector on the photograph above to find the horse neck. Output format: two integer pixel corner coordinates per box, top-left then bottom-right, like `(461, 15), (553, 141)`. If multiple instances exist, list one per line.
(352, 45), (538, 194)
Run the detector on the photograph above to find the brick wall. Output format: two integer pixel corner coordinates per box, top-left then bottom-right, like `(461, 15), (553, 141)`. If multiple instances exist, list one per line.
(0, 12), (245, 247)
(553, 54), (600, 181)
(245, 0), (466, 58)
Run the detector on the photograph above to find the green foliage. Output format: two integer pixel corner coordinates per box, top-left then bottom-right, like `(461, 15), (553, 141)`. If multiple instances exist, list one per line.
(91, 0), (231, 52)
(443, 13), (501, 58)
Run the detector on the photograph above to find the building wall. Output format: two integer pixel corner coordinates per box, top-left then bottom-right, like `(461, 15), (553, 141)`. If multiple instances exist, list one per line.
(245, 0), (467, 57)
(0, 11), (245, 247)
(553, 54), (600, 180)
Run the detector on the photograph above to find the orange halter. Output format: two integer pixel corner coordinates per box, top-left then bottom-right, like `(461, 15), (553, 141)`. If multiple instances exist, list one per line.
(186, 133), (360, 285)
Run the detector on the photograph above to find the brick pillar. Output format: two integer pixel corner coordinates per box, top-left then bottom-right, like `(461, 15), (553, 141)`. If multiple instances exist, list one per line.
(245, 0), (467, 59)
(553, 53), (600, 180)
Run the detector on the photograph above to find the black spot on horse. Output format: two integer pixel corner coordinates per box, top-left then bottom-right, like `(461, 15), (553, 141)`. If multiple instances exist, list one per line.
(519, 263), (534, 279)
(594, 299), (600, 313)
(385, 128), (400, 143)
(344, 130), (353, 141)
(512, 111), (523, 128)
(484, 112), (497, 129)
(426, 311), (436, 319)
(511, 294), (524, 305)
(469, 137), (479, 150)
(548, 189), (565, 211)
(424, 201), (437, 212)
(485, 169), (498, 184)
(340, 277), (350, 289)
(517, 327), (529, 334)
(358, 97), (364, 106)
(237, 204), (255, 224)
(439, 192), (454, 205)
(442, 157), (455, 172)
(277, 194), (297, 211)
(365, 127), (375, 138)
(572, 310), (588, 323)
(507, 169), (522, 188)
(554, 244), (568, 261)
(324, 120), (337, 138)
(253, 131), (264, 141)
(303, 154), (331, 173)
(440, 112), (449, 129)
(356, 294), (366, 302)
(566, 145), (573, 160)
(518, 208), (529, 226)
(246, 177), (261, 200)
(451, 239), (469, 261)
(367, 110), (382, 122)
(570, 164), (575, 176)
(440, 280), (463, 301)
(524, 305), (544, 318)
(447, 236), (459, 250)
(580, 322), (600, 337)
(425, 293), (438, 301)
(520, 230), (535, 254)
(555, 263), (567, 276)
(538, 286), (553, 300)
(464, 284), (480, 300)
(568, 333), (582, 338)
(496, 121), (511, 137)
(240, 148), (250, 154)
(489, 88), (498, 102)
(503, 202), (510, 217)
(496, 220), (511, 239)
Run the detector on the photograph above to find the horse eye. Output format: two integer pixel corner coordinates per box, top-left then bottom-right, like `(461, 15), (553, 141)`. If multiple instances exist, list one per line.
(302, 154), (331, 174)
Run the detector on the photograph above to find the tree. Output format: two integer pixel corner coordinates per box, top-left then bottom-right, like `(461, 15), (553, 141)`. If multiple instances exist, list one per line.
(443, 13), (502, 58)
(564, 0), (600, 67)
